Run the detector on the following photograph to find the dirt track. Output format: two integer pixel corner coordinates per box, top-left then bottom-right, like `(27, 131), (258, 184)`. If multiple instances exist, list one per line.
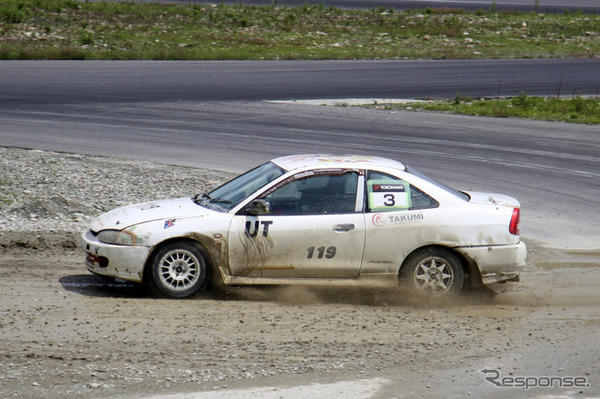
(1, 148), (599, 398)
(1, 234), (599, 398)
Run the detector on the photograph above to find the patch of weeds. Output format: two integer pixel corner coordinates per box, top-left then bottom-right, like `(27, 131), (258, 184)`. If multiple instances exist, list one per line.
(511, 92), (536, 110)
(490, 103), (512, 118)
(359, 95), (600, 124)
(0, 2), (31, 23)
(0, 196), (15, 206)
(0, 1), (598, 61)
(453, 93), (473, 104)
(427, 7), (466, 15)
(53, 46), (87, 60)
(79, 30), (94, 45)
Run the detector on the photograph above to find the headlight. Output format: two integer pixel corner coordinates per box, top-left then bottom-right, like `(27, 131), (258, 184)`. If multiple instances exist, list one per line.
(97, 229), (140, 246)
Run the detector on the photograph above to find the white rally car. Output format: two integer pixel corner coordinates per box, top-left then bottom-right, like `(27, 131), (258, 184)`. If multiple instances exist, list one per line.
(82, 155), (526, 299)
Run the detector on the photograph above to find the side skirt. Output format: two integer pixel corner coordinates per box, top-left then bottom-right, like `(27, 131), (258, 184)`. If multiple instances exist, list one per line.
(217, 267), (398, 288)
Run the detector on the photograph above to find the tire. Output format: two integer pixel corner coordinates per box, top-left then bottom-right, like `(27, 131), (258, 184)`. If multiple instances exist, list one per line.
(148, 241), (209, 298)
(400, 248), (465, 298)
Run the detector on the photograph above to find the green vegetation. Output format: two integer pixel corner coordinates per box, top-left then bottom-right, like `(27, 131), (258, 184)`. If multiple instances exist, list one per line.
(0, 196), (14, 206)
(364, 95), (600, 124)
(0, 179), (15, 207)
(2, 1), (598, 123)
(0, 0), (599, 60)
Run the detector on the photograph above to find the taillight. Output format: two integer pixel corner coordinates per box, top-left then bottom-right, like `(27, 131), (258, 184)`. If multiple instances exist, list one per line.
(509, 208), (520, 235)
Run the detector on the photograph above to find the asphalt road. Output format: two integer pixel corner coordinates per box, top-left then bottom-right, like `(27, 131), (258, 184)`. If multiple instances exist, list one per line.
(2, 59), (600, 105)
(0, 60), (599, 248)
(0, 59), (599, 399)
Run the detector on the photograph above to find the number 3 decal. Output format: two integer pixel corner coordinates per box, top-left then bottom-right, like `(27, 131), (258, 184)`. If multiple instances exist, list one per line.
(307, 246), (337, 259)
(383, 194), (395, 206)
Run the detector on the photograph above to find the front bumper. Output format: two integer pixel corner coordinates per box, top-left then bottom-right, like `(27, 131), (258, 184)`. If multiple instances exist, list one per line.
(81, 230), (152, 283)
(456, 241), (527, 284)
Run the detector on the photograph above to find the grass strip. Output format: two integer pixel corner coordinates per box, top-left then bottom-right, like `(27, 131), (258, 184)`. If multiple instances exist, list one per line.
(0, 0), (599, 60)
(362, 94), (600, 124)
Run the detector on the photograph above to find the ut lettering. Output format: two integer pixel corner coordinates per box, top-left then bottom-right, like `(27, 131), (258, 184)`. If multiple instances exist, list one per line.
(245, 220), (273, 238)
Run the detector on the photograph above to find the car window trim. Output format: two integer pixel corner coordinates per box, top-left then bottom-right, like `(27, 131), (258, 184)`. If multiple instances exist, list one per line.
(364, 169), (441, 213)
(253, 168), (363, 216)
(258, 168), (359, 197)
(355, 174), (365, 213)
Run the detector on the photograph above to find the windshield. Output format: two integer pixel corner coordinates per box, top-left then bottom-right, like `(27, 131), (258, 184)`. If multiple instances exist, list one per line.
(194, 162), (286, 212)
(405, 166), (470, 201)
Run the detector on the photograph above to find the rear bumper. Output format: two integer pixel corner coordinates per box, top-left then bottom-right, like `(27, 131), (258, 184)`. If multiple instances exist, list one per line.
(456, 241), (527, 284)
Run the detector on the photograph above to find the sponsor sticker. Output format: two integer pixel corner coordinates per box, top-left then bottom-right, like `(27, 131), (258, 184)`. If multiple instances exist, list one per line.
(372, 213), (386, 227)
(368, 180), (411, 211)
(372, 212), (424, 227)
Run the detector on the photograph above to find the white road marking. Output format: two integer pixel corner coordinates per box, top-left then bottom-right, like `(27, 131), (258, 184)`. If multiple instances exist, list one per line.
(143, 378), (390, 399)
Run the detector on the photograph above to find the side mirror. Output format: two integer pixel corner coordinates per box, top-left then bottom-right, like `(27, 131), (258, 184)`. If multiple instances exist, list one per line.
(244, 199), (271, 215)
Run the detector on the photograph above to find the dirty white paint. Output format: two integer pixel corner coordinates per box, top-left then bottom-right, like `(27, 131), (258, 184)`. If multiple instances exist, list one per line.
(82, 154), (526, 297)
(142, 378), (390, 399)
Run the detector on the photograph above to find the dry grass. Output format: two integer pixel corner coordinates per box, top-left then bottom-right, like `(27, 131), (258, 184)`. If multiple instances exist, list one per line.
(1, 1), (599, 60)
(364, 95), (600, 124)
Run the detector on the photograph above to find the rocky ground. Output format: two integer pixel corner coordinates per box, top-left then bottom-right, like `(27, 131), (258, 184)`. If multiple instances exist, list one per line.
(1, 147), (599, 399)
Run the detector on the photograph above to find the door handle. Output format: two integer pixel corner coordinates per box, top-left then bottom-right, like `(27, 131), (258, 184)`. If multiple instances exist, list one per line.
(334, 224), (355, 231)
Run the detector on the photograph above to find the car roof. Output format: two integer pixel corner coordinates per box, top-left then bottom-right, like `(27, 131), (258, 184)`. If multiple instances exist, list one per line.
(271, 154), (406, 172)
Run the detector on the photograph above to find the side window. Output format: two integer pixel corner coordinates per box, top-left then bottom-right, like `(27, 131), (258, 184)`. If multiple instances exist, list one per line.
(366, 171), (438, 212)
(262, 172), (358, 215)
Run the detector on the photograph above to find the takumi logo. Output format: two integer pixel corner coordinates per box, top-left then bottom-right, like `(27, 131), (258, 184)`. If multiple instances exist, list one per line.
(372, 212), (424, 227)
(372, 213), (386, 227)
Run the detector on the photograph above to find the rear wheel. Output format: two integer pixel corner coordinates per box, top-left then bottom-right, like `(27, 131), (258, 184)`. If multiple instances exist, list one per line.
(400, 248), (464, 298)
(148, 241), (209, 298)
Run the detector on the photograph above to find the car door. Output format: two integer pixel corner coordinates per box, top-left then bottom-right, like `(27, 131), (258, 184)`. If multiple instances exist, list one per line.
(227, 170), (366, 278)
(362, 170), (441, 269)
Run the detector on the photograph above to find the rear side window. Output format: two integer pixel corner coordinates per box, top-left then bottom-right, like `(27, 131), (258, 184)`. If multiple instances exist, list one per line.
(405, 166), (470, 201)
(366, 171), (439, 212)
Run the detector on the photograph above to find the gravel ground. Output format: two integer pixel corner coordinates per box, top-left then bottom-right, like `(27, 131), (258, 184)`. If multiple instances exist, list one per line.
(1, 146), (599, 399)
(0, 146), (232, 236)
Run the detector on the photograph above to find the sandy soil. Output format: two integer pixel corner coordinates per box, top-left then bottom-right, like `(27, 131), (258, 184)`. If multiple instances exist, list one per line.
(0, 231), (599, 399)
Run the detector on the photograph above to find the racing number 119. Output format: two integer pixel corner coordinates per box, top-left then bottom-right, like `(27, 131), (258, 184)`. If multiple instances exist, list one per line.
(307, 246), (337, 259)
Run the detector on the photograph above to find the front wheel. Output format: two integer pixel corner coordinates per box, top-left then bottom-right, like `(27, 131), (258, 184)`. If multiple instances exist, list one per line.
(400, 248), (465, 298)
(148, 241), (209, 298)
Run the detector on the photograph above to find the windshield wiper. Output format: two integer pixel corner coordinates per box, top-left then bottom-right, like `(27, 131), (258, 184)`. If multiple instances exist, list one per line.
(192, 193), (231, 205)
(209, 197), (231, 204)
(192, 193), (211, 204)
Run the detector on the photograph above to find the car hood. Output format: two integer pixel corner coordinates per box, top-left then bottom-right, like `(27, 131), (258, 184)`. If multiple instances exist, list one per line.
(463, 191), (520, 208)
(90, 198), (212, 231)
